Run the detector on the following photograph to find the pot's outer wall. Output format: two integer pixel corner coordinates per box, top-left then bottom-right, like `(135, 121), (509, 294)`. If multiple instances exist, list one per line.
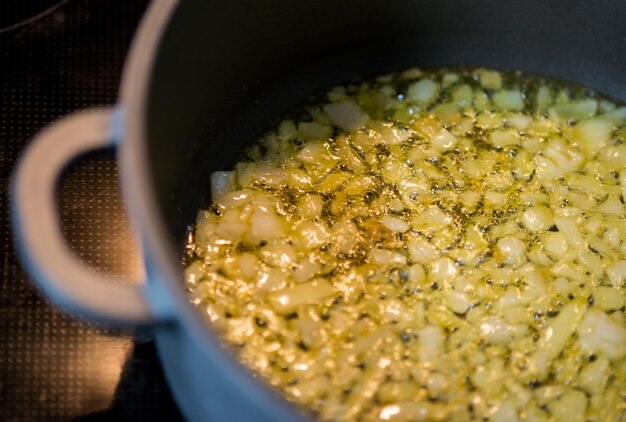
(142, 0), (626, 420)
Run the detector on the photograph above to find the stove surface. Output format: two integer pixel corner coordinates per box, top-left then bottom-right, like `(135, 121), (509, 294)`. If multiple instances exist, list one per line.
(0, 1), (182, 419)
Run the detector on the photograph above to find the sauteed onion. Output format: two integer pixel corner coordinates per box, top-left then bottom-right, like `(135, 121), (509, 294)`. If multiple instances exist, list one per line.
(186, 68), (626, 421)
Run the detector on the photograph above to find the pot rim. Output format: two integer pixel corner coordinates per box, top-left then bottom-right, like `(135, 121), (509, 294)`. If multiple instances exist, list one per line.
(118, 0), (302, 418)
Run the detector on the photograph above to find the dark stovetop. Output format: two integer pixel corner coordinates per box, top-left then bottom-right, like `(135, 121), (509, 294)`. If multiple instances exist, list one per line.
(0, 1), (182, 420)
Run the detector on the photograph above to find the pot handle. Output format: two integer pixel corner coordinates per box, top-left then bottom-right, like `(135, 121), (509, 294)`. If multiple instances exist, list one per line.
(12, 108), (160, 327)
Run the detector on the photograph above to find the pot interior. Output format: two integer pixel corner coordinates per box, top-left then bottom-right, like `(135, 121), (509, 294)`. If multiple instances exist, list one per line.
(146, 0), (626, 267)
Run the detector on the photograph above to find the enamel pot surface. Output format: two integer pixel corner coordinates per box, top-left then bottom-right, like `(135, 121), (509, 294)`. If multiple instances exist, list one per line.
(11, 0), (626, 420)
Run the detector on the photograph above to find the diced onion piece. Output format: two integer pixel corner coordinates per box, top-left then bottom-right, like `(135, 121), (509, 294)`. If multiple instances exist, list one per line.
(429, 257), (458, 282)
(260, 243), (297, 269)
(407, 78), (440, 106)
(491, 400), (518, 422)
(378, 402), (448, 422)
(607, 260), (626, 288)
(318, 172), (350, 193)
(599, 144), (626, 168)
(489, 129), (519, 147)
(536, 85), (553, 110)
(297, 142), (330, 164)
(538, 303), (582, 359)
(442, 72), (459, 87)
(496, 236), (527, 264)
(287, 169), (312, 189)
(493, 89), (524, 111)
(519, 192), (548, 205)
(547, 390), (587, 422)
(534, 385), (564, 407)
(480, 316), (513, 345)
(331, 220), (360, 254)
(388, 198), (405, 212)
(248, 163), (288, 186)
(598, 106), (626, 125)
(249, 208), (284, 243)
(257, 268), (288, 292)
(464, 225), (488, 250)
(210, 171), (235, 201)
(430, 129), (457, 152)
(297, 194), (324, 219)
(323, 101), (370, 131)
(380, 215), (410, 233)
(268, 279), (335, 313)
(417, 325), (443, 362)
(578, 355), (610, 395)
(592, 287), (625, 311)
(407, 263), (426, 284)
(551, 99), (598, 120)
(400, 67), (423, 80)
(216, 221), (248, 242)
(289, 375), (331, 402)
(218, 189), (255, 209)
(473, 89), (490, 110)
(293, 257), (321, 282)
(378, 125), (412, 145)
(408, 236), (440, 264)
(346, 326), (393, 359)
(371, 249), (407, 266)
(237, 253), (258, 279)
(413, 206), (452, 229)
(185, 260), (205, 285)
(597, 196), (624, 215)
(298, 121), (332, 140)
(446, 291), (472, 314)
(459, 191), (481, 211)
(452, 84), (473, 107)
(571, 118), (613, 154)
(554, 217), (585, 250)
(508, 113), (532, 130)
(484, 191), (507, 207)
(521, 205), (554, 232)
(293, 220), (330, 249)
(425, 372), (448, 398)
(476, 69), (502, 89)
(278, 119), (297, 141)
(476, 111), (502, 129)
(219, 207), (240, 224)
(599, 99), (616, 112)
(553, 278), (571, 295)
(535, 155), (563, 181)
(577, 310), (626, 360)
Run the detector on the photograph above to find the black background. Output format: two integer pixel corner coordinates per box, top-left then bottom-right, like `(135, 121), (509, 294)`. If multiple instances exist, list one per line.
(0, 1), (182, 420)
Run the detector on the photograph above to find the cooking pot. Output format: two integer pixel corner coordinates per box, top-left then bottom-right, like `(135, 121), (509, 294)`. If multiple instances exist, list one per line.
(11, 0), (626, 420)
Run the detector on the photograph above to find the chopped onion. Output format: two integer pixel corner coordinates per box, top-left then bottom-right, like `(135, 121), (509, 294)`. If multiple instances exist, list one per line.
(268, 279), (335, 313)
(370, 249), (407, 266)
(210, 170), (235, 201)
(407, 78), (440, 106)
(430, 129), (457, 151)
(186, 67), (626, 421)
(577, 310), (626, 360)
(551, 99), (597, 120)
(323, 101), (369, 131)
(493, 89), (524, 111)
(380, 215), (410, 233)
(572, 117), (613, 153)
(521, 205), (554, 232)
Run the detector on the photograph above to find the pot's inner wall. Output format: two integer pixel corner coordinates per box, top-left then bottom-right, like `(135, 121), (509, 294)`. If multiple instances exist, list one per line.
(147, 0), (626, 263)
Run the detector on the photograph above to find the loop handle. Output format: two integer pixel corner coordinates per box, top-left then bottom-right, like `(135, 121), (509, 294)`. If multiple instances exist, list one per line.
(12, 109), (160, 326)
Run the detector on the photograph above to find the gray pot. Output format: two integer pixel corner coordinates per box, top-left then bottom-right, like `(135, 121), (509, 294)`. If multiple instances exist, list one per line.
(11, 0), (626, 420)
